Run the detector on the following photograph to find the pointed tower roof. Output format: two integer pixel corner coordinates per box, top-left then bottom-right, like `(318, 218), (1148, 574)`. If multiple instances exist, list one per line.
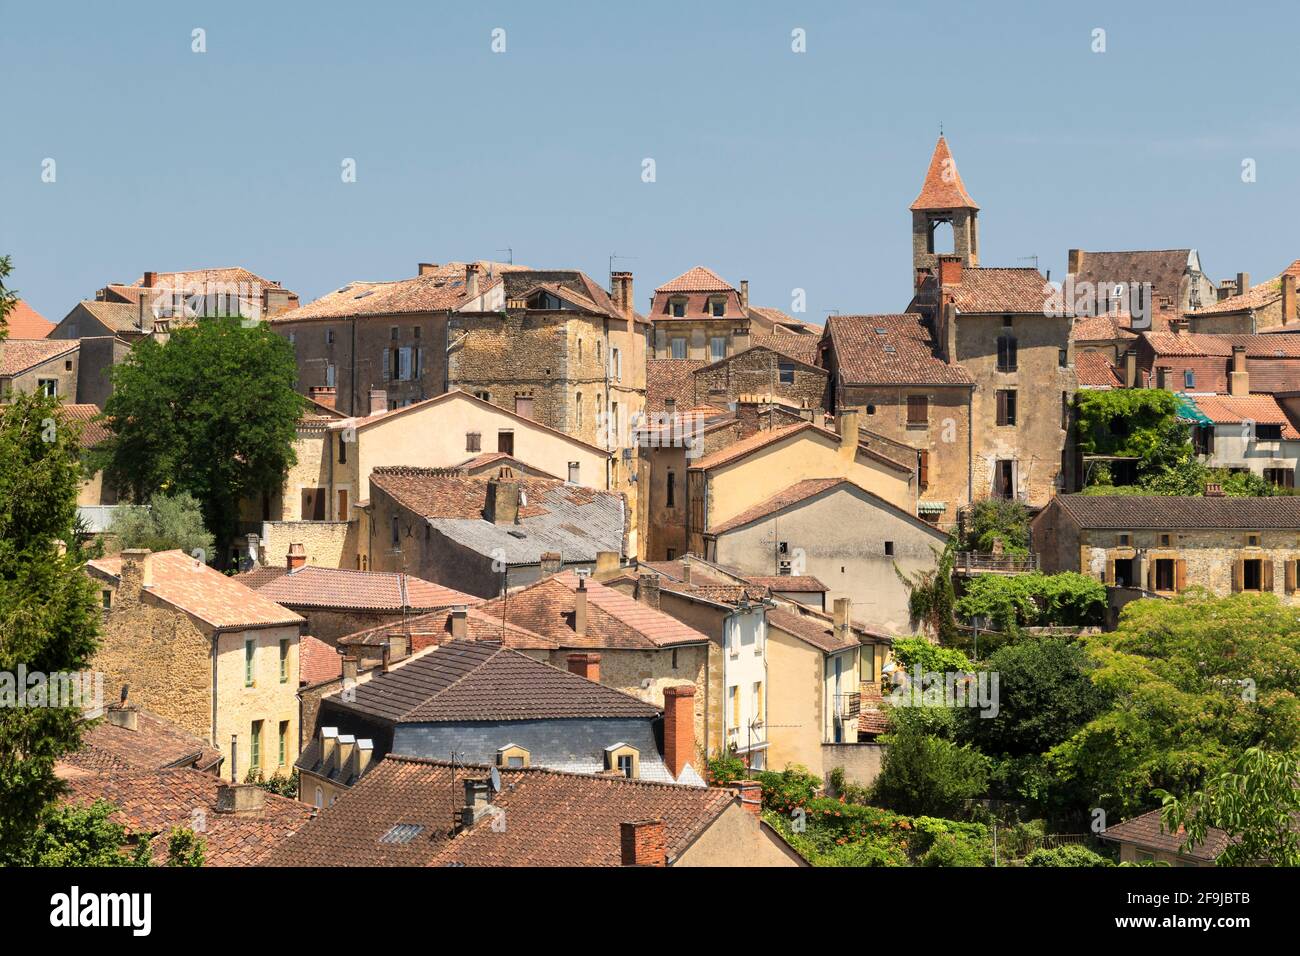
(910, 136), (979, 211)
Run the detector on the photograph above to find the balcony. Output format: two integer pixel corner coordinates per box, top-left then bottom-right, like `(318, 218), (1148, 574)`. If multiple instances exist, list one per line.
(833, 692), (861, 719)
(954, 552), (1039, 575)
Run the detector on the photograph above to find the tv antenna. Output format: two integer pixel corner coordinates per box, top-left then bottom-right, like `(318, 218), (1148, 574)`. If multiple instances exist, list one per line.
(609, 253), (638, 279)
(496, 247), (513, 265)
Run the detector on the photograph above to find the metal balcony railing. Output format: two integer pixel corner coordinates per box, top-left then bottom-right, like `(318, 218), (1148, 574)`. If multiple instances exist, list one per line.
(954, 552), (1040, 575)
(833, 692), (861, 719)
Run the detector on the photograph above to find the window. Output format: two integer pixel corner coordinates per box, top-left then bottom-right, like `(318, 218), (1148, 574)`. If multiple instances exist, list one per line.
(995, 460), (1015, 499)
(65, 359), (73, 371)
(37, 379), (57, 397)
(884, 541), (894, 556)
(250, 721), (262, 771)
(671, 337), (687, 359)
(397, 347), (412, 381)
(466, 431), (481, 453)
(671, 299), (686, 317)
(1256, 424), (1283, 441)
(390, 327), (399, 341)
(1155, 558), (1176, 592)
(391, 513), (400, 549)
(475, 390), (490, 402)
(753, 681), (764, 720)
(1183, 369), (1195, 389)
(497, 430), (514, 455)
(778, 361), (795, 384)
(497, 745), (530, 768)
(907, 395), (929, 426)
(101, 590), (112, 609)
(314, 787), (324, 809)
(866, 404), (876, 415)
(1265, 467), (1295, 488)
(610, 347), (622, 381)
(1240, 559), (1264, 592)
(710, 298), (725, 317)
(606, 745), (639, 778)
(244, 639), (255, 687)
(1159, 534), (1172, 547)
(710, 336), (727, 361)
(617, 754), (634, 778)
(1059, 348), (1068, 368)
(996, 389), (1017, 426)
(279, 639), (289, 683)
(1117, 533), (1131, 546)
(326, 364), (336, 387)
(996, 335), (1018, 372)
(666, 471), (676, 508)
(278, 720), (289, 766)
(413, 326), (421, 339)
(666, 548), (676, 560)
(568, 461), (580, 483)
(730, 685), (740, 726)
(1002, 315), (1013, 328)
(326, 329), (335, 345)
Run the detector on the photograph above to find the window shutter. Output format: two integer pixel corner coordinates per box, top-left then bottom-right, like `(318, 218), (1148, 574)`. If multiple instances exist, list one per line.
(1286, 560), (1296, 594)
(1232, 559), (1243, 592)
(918, 450), (929, 490)
(1105, 559), (1115, 584)
(1176, 559), (1187, 593)
(382, 348), (390, 381)
(996, 390), (1007, 425)
(1263, 560), (1275, 592)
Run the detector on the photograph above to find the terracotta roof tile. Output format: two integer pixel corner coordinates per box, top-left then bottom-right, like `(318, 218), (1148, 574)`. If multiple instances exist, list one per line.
(0, 337), (77, 376)
(742, 575), (828, 593)
(1143, 330), (1300, 358)
(1196, 263), (1300, 315)
(300, 635), (343, 686)
(1072, 312), (1140, 342)
(1071, 250), (1197, 311)
(239, 565), (476, 612)
(59, 709), (222, 776)
(709, 478), (848, 534)
(279, 261), (522, 321)
(59, 404), (111, 447)
(910, 136), (979, 211)
(3, 300), (54, 338)
(647, 358), (707, 413)
(337, 605), (556, 653)
(766, 607), (859, 654)
(1182, 393), (1300, 439)
(945, 268), (1058, 315)
(826, 314), (974, 386)
(1097, 808), (1228, 861)
(1075, 351), (1122, 389)
(89, 550), (303, 630)
(656, 266), (735, 293)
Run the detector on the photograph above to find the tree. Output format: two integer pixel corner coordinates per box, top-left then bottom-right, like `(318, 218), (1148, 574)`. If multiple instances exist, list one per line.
(898, 540), (959, 643)
(1024, 844), (1112, 867)
(1157, 747), (1300, 866)
(1047, 592), (1300, 817)
(963, 498), (1030, 554)
(0, 254), (17, 338)
(1, 800), (150, 867)
(1075, 389), (1194, 487)
(165, 826), (207, 867)
(108, 491), (215, 558)
(0, 394), (103, 857)
(954, 572), (1107, 635)
(871, 716), (990, 818)
(96, 317), (304, 561)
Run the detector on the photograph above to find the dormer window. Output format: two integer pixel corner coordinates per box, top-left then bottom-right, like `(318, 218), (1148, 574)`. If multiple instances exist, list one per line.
(669, 297), (687, 317)
(497, 744), (530, 769)
(605, 743), (640, 779)
(528, 291), (563, 310)
(709, 297), (725, 317)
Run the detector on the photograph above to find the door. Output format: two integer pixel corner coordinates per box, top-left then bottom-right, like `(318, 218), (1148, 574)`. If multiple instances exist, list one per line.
(497, 430), (514, 455)
(336, 489), (349, 522)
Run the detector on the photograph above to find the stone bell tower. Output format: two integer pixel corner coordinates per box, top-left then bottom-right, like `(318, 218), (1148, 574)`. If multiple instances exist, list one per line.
(911, 136), (980, 274)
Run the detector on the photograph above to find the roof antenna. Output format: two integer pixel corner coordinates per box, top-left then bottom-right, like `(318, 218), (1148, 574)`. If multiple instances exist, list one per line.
(609, 253), (638, 282)
(496, 247), (513, 265)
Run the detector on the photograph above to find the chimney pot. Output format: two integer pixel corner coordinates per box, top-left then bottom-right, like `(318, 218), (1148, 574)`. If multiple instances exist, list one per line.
(1282, 274), (1297, 325)
(142, 271), (157, 289)
(450, 605), (468, 640)
(833, 597), (852, 640)
(286, 542), (307, 570)
(937, 255), (963, 287)
(567, 652), (601, 683)
(320, 726), (339, 773)
(732, 779), (763, 818)
(341, 656), (358, 682)
(1123, 348), (1138, 389)
(309, 385), (337, 409)
(610, 271), (634, 319)
(460, 777), (494, 828)
(368, 389), (388, 416)
(1237, 272), (1251, 297)
(1067, 249), (1082, 275)
(485, 475), (521, 525)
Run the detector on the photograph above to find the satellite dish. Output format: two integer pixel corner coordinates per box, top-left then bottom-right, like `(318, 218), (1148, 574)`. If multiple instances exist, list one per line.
(488, 766), (501, 792)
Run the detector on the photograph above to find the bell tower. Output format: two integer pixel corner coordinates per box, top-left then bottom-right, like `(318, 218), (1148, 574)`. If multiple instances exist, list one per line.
(911, 136), (980, 274)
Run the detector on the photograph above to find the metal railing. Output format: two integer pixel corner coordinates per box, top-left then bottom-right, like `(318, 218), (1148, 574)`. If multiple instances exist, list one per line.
(833, 692), (861, 719)
(954, 552), (1040, 574)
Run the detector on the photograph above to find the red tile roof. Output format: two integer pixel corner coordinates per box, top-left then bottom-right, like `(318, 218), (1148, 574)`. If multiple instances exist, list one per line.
(1185, 393), (1300, 439)
(279, 262), (522, 321)
(740, 575), (828, 593)
(89, 550), (303, 630)
(826, 314), (974, 386)
(240, 565), (476, 612)
(647, 358), (708, 413)
(946, 268), (1058, 315)
(59, 709), (222, 776)
(1143, 330), (1300, 358)
(338, 605), (557, 653)
(1097, 808), (1228, 862)
(656, 266), (735, 293)
(60, 404), (111, 447)
(687, 421), (811, 471)
(0, 337), (77, 376)
(1072, 312), (1139, 342)
(766, 607), (859, 654)
(910, 136), (979, 211)
(300, 635), (343, 686)
(1193, 260), (1300, 316)
(1075, 351), (1122, 389)
(64, 769), (313, 866)
(3, 300), (54, 338)
(477, 571), (709, 650)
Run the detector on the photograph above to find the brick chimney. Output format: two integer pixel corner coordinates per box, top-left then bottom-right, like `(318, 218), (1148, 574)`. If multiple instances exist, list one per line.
(485, 473), (521, 525)
(732, 779), (762, 818)
(449, 605), (468, 640)
(1283, 274), (1296, 325)
(739, 280), (750, 309)
(1237, 272), (1251, 297)
(836, 407), (861, 460)
(637, 573), (660, 609)
(465, 262), (481, 300)
(567, 652), (600, 682)
(620, 819), (667, 867)
(215, 783), (266, 814)
(574, 572), (589, 636)
(118, 549), (153, 602)
(937, 254), (963, 287)
(1067, 249), (1082, 275)
(1205, 482), (1225, 497)
(1123, 348), (1138, 389)
(735, 398), (762, 439)
(1229, 346), (1249, 397)
(369, 389), (388, 416)
(142, 271), (157, 288)
(539, 551), (562, 576)
(286, 542), (306, 570)
(610, 271), (634, 319)
(309, 386), (336, 409)
(662, 683), (696, 780)
(418, 262), (440, 276)
(137, 293), (154, 334)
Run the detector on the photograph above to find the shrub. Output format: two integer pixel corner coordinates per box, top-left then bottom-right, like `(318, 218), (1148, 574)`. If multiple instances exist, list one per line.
(921, 832), (992, 867)
(871, 722), (990, 818)
(753, 765), (821, 813)
(1024, 844), (1113, 867)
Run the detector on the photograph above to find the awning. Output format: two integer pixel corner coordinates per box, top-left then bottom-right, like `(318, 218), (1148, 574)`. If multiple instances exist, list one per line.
(1174, 393), (1212, 425)
(917, 501), (947, 514)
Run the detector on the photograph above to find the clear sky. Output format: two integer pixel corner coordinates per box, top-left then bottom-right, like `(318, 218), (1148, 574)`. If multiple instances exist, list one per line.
(2, 0), (1295, 324)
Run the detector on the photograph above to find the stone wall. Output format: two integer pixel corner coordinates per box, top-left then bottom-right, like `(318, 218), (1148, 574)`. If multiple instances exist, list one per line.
(260, 520), (356, 570)
(693, 347), (828, 411)
(821, 742), (887, 789)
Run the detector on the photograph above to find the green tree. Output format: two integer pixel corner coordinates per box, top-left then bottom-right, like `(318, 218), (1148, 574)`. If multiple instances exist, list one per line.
(1, 800), (150, 867)
(963, 498), (1030, 553)
(872, 717), (990, 817)
(955, 572), (1107, 635)
(165, 826), (207, 867)
(0, 254), (17, 338)
(1157, 747), (1300, 866)
(108, 491), (216, 558)
(898, 540), (959, 643)
(1024, 844), (1112, 867)
(890, 635), (973, 675)
(96, 317), (304, 561)
(1075, 389), (1194, 487)
(0, 394), (103, 857)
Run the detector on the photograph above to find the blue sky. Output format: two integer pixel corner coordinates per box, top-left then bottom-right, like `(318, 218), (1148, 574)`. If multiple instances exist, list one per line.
(2, 0), (1295, 323)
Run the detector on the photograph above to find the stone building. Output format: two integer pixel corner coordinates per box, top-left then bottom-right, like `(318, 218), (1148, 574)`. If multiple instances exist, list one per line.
(86, 549), (304, 782)
(1066, 248), (1217, 331)
(1133, 328), (1300, 394)
(1190, 263), (1300, 334)
(910, 135), (981, 274)
(649, 266), (753, 361)
(0, 337), (78, 402)
(689, 344), (828, 412)
(1032, 494), (1300, 605)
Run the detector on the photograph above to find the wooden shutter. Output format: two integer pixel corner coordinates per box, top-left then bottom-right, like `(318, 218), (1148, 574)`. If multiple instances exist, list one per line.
(1232, 559), (1244, 592)
(918, 450), (930, 490)
(1105, 559), (1115, 584)
(1263, 560), (1274, 592)
(1176, 559), (1187, 593)
(1285, 559), (1296, 594)
(382, 348), (391, 381)
(996, 390), (1007, 425)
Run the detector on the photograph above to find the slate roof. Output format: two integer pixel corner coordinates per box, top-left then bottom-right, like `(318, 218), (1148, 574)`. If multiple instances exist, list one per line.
(266, 755), (737, 867)
(910, 136), (979, 210)
(825, 314), (974, 386)
(238, 565), (476, 612)
(1053, 494), (1300, 529)
(766, 608), (860, 654)
(88, 550), (303, 630)
(1097, 808), (1229, 862)
(325, 640), (660, 724)
(59, 709), (222, 776)
(63, 769), (313, 866)
(3, 300), (54, 338)
(370, 468), (625, 567)
(1183, 394), (1300, 439)
(1075, 351), (1123, 389)
(0, 337), (77, 376)
(276, 261), (521, 321)
(477, 571), (709, 650)
(1071, 250), (1196, 308)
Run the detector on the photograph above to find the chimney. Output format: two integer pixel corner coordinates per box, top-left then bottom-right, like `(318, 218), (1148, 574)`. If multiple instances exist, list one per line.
(662, 683), (696, 780)
(105, 705), (138, 732)
(733, 779), (763, 818)
(1283, 274), (1296, 324)
(309, 385), (336, 409)
(610, 271), (634, 319)
(418, 262), (440, 276)
(942, 300), (958, 364)
(1205, 482), (1225, 497)
(539, 551), (562, 576)
(137, 293), (154, 335)
(284, 542), (307, 571)
(142, 271), (157, 288)
(735, 398), (761, 439)
(620, 819), (667, 867)
(337, 734), (356, 777)
(386, 633), (410, 661)
(1237, 272), (1251, 297)
(567, 652), (601, 683)
(353, 738), (374, 781)
(118, 549), (152, 601)
(833, 597), (852, 644)
(637, 573), (660, 610)
(836, 407), (861, 460)
(449, 605), (468, 640)
(465, 262), (481, 300)
(937, 254), (963, 287)
(574, 572), (589, 636)
(381, 640), (395, 672)
(368, 388), (388, 416)
(1173, 318), (1190, 335)
(1230, 345), (1249, 396)
(739, 280), (750, 309)
(341, 656), (358, 682)
(215, 783), (266, 814)
(460, 777), (494, 828)
(1067, 249), (1082, 275)
(1123, 348), (1138, 389)
(485, 474), (521, 525)
(594, 551), (621, 580)
(320, 727), (339, 773)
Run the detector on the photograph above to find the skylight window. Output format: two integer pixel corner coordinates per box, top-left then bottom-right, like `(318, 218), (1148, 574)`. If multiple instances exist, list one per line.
(379, 823), (425, 844)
